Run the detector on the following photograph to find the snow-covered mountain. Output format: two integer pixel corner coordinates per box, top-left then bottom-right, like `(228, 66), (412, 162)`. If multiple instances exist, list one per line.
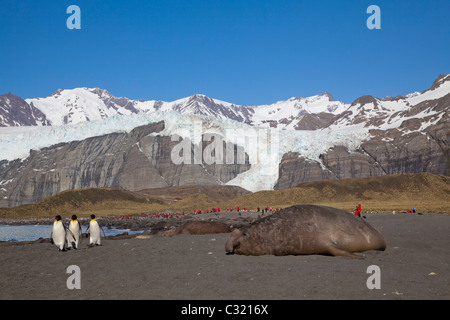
(25, 88), (143, 126)
(0, 74), (448, 206)
(0, 93), (50, 126)
(0, 74), (448, 160)
(330, 74), (450, 132)
(2, 74), (447, 132)
(1, 87), (348, 128)
(248, 92), (348, 129)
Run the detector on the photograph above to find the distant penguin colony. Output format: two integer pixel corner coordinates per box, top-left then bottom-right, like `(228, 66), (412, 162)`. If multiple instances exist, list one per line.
(51, 214), (105, 251)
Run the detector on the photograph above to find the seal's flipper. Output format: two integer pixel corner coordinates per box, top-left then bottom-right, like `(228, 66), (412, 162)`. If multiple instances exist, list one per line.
(326, 245), (362, 259)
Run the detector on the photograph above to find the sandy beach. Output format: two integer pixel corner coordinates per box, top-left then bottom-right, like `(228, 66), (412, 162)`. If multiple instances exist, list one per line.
(0, 211), (448, 300)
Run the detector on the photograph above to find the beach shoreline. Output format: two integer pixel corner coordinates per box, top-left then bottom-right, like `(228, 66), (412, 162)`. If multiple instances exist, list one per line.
(0, 211), (448, 300)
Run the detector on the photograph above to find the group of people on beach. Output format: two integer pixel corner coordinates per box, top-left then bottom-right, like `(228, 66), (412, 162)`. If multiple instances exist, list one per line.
(257, 206), (279, 213)
(355, 203), (419, 216)
(115, 206), (280, 220)
(51, 214), (105, 251)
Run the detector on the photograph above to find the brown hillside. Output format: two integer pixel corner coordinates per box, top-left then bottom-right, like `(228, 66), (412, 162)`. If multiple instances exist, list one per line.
(0, 173), (448, 219)
(222, 173), (449, 213)
(0, 185), (250, 219)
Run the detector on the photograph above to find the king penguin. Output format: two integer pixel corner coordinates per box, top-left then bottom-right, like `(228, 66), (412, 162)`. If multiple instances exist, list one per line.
(86, 214), (104, 246)
(68, 214), (82, 249)
(51, 215), (67, 251)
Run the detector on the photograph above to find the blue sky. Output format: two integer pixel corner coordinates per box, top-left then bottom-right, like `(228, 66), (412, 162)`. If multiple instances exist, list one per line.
(1, 0), (449, 105)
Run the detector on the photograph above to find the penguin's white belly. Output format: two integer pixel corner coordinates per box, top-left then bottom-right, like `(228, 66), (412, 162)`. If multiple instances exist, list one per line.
(69, 221), (81, 248)
(89, 221), (101, 245)
(52, 222), (66, 250)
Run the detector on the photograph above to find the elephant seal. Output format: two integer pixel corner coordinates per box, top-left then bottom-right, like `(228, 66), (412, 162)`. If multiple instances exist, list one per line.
(164, 221), (232, 237)
(225, 205), (386, 258)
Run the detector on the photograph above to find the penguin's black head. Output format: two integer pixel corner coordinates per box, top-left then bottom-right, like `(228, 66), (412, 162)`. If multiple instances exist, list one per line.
(72, 215), (77, 220)
(90, 214), (95, 219)
(55, 215), (62, 221)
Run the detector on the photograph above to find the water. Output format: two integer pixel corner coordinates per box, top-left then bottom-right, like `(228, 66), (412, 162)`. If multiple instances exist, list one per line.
(0, 224), (142, 242)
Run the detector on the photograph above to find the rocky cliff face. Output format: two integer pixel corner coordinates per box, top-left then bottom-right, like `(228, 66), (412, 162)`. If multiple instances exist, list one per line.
(0, 121), (250, 207)
(274, 147), (386, 190)
(275, 96), (449, 189)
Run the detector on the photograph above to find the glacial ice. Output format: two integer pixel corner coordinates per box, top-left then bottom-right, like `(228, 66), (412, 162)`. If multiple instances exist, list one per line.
(0, 111), (368, 192)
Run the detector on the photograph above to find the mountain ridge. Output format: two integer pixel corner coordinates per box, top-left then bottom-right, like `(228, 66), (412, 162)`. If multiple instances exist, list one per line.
(0, 75), (441, 126)
(0, 74), (448, 207)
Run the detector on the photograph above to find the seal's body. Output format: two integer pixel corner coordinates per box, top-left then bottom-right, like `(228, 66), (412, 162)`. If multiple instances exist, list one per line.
(225, 205), (386, 258)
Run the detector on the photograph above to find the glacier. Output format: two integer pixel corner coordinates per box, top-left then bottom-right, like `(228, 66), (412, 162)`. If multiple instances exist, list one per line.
(2, 74), (448, 192)
(0, 110), (368, 192)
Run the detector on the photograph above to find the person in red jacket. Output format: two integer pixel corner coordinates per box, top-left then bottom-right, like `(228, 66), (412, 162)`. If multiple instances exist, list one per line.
(354, 204), (361, 217)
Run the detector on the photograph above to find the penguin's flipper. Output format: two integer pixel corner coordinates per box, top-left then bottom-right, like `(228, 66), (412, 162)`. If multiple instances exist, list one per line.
(66, 227), (76, 240)
(77, 221), (83, 243)
(99, 225), (107, 238)
(100, 227), (106, 238)
(64, 226), (76, 248)
(77, 221), (82, 235)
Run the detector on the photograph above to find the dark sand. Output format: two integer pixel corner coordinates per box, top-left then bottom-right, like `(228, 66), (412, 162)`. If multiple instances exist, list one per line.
(0, 212), (448, 300)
